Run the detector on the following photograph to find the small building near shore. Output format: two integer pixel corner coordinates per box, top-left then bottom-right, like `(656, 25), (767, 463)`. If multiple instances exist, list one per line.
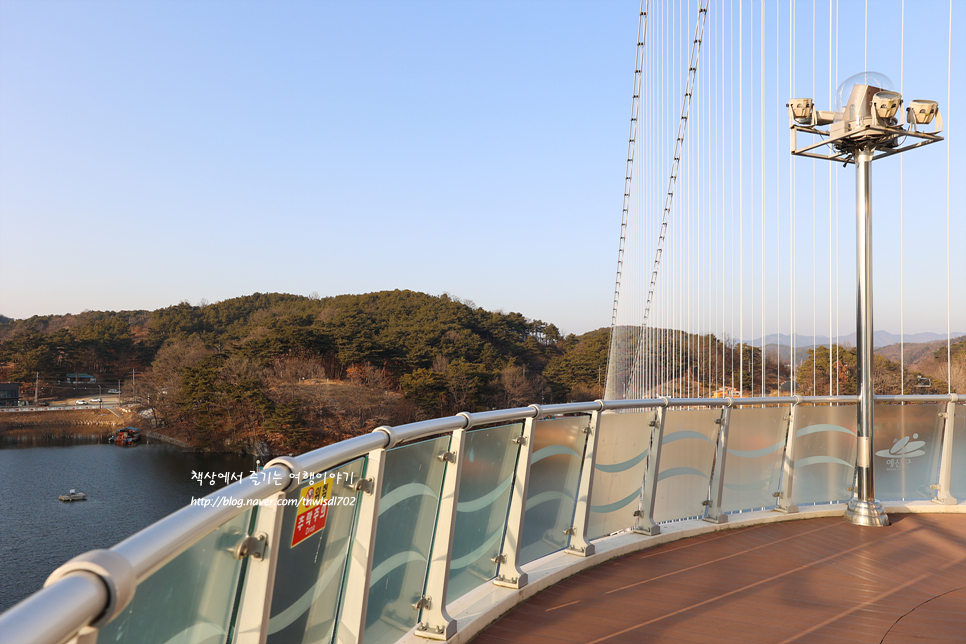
(65, 373), (97, 384)
(0, 383), (20, 407)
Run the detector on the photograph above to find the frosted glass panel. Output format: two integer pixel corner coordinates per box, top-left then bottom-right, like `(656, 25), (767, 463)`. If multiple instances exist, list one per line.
(873, 404), (945, 500)
(519, 416), (587, 565)
(364, 436), (449, 644)
(266, 459), (366, 644)
(99, 508), (252, 644)
(947, 405), (965, 501)
(722, 407), (788, 512)
(791, 406), (856, 505)
(588, 411), (654, 539)
(447, 423), (521, 603)
(653, 409), (719, 523)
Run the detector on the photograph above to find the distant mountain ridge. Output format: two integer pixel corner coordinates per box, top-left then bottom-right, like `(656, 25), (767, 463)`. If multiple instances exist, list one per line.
(754, 331), (965, 349)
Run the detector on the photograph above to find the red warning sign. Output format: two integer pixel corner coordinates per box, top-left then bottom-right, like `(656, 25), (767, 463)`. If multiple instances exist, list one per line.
(291, 478), (333, 547)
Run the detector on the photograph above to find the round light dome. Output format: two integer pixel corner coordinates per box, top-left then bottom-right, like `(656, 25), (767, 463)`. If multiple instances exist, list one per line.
(835, 71), (894, 112)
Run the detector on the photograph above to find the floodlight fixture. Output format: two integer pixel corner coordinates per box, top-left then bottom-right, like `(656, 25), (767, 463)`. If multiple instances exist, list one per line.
(907, 99), (939, 126)
(789, 72), (942, 164)
(789, 98), (814, 124)
(871, 91), (901, 122)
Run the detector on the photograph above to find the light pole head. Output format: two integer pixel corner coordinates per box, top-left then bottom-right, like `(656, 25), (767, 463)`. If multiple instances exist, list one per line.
(789, 70), (942, 164)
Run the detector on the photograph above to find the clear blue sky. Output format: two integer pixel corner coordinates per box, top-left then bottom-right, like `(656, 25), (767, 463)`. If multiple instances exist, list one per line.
(0, 0), (637, 335)
(0, 0), (962, 337)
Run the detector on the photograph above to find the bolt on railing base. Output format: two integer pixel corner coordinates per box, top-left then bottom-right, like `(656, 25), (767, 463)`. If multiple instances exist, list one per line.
(844, 499), (889, 527)
(931, 495), (960, 506)
(773, 504), (799, 514)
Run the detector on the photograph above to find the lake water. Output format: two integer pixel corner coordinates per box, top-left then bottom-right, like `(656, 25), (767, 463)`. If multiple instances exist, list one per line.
(0, 435), (255, 612)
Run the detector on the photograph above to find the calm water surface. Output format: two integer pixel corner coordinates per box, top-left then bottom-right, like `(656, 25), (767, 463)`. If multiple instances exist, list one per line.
(0, 434), (254, 612)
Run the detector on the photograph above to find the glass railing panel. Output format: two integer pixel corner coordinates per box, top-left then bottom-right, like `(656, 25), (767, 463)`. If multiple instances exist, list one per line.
(446, 423), (522, 604)
(872, 404), (946, 501)
(519, 416), (588, 565)
(587, 411), (652, 539)
(948, 404), (965, 501)
(266, 458), (366, 644)
(97, 507), (253, 644)
(652, 409), (719, 523)
(791, 405), (856, 505)
(721, 407), (788, 513)
(364, 436), (450, 644)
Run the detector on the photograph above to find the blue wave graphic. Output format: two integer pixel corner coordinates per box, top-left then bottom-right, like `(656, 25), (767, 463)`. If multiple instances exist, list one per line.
(727, 441), (784, 459)
(590, 489), (641, 514)
(795, 455), (853, 469)
(796, 424), (854, 438)
(457, 476), (513, 513)
(379, 482), (438, 515)
(595, 449), (649, 473)
(657, 466), (708, 482)
(663, 430), (716, 445)
(525, 490), (573, 510)
(531, 444), (581, 464)
(369, 550), (427, 587)
(450, 531), (503, 569)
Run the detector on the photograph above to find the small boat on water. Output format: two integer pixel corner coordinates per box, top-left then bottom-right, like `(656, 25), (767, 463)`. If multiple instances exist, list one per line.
(59, 489), (87, 502)
(110, 427), (142, 446)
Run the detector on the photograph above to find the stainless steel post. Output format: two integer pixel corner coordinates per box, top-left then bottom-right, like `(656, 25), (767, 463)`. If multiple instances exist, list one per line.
(844, 145), (889, 527)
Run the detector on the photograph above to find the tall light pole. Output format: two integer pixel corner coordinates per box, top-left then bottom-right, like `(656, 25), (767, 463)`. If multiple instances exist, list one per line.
(788, 71), (943, 527)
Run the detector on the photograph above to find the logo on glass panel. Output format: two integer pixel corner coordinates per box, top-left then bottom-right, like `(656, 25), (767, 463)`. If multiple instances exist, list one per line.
(875, 434), (926, 470)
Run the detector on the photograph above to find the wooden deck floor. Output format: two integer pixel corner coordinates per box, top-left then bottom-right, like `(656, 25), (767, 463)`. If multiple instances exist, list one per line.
(471, 514), (966, 644)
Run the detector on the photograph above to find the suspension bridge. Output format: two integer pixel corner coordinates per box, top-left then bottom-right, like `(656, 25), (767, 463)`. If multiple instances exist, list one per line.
(605, 0), (963, 402)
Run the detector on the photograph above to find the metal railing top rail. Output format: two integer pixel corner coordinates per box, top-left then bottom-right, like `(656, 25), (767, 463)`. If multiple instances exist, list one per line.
(876, 394), (960, 403)
(1, 393), (961, 644)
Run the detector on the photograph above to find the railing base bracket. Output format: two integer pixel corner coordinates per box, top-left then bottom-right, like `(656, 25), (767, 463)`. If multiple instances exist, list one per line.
(493, 572), (528, 589)
(414, 619), (456, 640)
(566, 544), (595, 557)
(632, 523), (661, 536)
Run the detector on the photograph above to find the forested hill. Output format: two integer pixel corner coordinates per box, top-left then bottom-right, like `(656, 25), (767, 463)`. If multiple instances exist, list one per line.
(0, 291), (609, 453)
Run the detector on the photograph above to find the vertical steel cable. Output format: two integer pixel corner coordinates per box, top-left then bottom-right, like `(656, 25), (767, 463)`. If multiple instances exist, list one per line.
(863, 0), (868, 71)
(946, 0), (953, 394)
(739, 0), (744, 396)
(812, 0), (816, 396)
(834, 0), (840, 396)
(761, 0), (766, 396)
(900, 0), (905, 396)
(829, 0), (834, 396)
(790, 0), (796, 395)
(730, 0), (735, 394)
(721, 0), (726, 393)
(776, 0), (782, 394)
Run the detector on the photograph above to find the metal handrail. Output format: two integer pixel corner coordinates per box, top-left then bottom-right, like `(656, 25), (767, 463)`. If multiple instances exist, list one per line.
(0, 393), (960, 644)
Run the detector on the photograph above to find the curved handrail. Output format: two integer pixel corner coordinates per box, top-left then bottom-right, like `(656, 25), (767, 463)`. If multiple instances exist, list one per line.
(0, 393), (960, 644)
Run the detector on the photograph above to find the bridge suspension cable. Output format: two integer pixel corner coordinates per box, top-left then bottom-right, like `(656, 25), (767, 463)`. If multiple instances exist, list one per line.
(605, 0), (962, 402)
